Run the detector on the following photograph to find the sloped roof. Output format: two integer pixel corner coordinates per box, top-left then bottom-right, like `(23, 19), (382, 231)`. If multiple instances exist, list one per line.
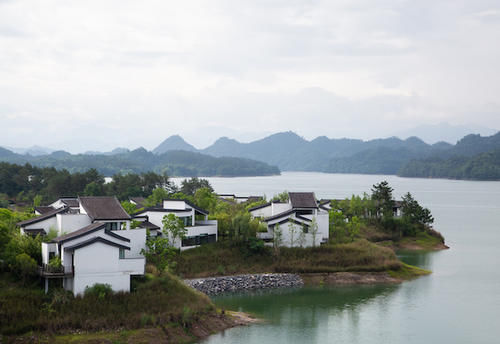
(248, 201), (271, 212)
(134, 206), (193, 215)
(61, 198), (79, 207)
(139, 220), (160, 230)
(263, 209), (296, 222)
(129, 197), (146, 206)
(17, 207), (68, 227)
(79, 196), (131, 221)
(64, 236), (130, 251)
(34, 206), (55, 214)
(53, 222), (106, 243)
(289, 192), (318, 209)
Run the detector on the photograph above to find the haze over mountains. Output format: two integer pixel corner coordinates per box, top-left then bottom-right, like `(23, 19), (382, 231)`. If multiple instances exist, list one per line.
(1, 130), (499, 180)
(152, 131), (500, 179)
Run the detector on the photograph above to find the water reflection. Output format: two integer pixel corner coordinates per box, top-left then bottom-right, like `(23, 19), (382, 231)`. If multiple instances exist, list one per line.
(205, 285), (401, 343)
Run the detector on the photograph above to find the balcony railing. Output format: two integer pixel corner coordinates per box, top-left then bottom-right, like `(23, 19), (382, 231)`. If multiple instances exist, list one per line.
(38, 264), (72, 277)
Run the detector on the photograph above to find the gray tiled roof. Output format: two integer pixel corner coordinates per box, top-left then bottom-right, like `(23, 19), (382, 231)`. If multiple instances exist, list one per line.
(289, 192), (318, 209)
(79, 196), (131, 221)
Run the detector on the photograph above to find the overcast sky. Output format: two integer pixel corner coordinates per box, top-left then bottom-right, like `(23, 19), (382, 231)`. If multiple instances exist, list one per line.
(1, 0), (499, 152)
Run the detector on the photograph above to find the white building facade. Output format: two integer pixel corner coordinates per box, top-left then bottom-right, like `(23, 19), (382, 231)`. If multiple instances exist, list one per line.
(249, 192), (329, 248)
(133, 199), (218, 250)
(21, 196), (146, 295)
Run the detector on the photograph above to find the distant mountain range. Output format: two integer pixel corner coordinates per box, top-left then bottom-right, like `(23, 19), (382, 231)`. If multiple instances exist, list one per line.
(2, 129), (499, 180)
(393, 123), (498, 144)
(0, 147), (280, 177)
(150, 131), (500, 179)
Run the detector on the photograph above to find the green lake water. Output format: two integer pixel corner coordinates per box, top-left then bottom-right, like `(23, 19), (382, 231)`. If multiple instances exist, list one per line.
(181, 172), (500, 343)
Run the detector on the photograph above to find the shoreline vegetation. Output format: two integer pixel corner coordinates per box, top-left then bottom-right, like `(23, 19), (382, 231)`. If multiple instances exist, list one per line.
(0, 177), (447, 343)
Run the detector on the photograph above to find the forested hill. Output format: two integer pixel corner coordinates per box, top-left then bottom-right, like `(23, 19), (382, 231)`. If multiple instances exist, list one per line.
(399, 148), (500, 180)
(154, 132), (454, 173)
(0, 147), (280, 177)
(152, 131), (500, 180)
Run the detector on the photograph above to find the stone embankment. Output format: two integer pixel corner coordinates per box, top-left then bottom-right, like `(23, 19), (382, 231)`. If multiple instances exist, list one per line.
(184, 273), (303, 296)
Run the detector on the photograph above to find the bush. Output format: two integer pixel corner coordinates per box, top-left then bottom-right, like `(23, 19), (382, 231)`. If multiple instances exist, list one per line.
(14, 253), (37, 283)
(84, 283), (114, 299)
(246, 237), (265, 254)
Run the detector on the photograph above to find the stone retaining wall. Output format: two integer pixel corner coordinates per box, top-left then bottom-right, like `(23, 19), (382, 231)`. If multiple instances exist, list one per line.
(184, 273), (303, 296)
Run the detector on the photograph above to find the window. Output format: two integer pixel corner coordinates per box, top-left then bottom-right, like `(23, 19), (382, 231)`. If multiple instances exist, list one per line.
(179, 216), (193, 227)
(106, 222), (118, 231)
(119, 248), (125, 259)
(181, 234), (216, 247)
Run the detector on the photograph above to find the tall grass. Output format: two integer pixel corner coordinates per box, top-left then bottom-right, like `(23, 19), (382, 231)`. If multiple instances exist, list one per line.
(0, 272), (214, 335)
(174, 240), (402, 278)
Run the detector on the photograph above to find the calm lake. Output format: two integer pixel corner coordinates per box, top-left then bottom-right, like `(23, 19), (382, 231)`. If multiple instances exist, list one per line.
(173, 172), (500, 344)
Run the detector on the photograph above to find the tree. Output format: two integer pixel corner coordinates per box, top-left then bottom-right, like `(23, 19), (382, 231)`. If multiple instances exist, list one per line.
(145, 187), (169, 207)
(273, 224), (283, 253)
(288, 221), (297, 247)
(33, 194), (43, 207)
(121, 201), (139, 215)
(14, 253), (37, 284)
(371, 180), (395, 218)
(298, 225), (307, 247)
(329, 209), (347, 243)
(162, 214), (187, 247)
(180, 177), (213, 196)
(140, 235), (176, 273)
(401, 192), (434, 227)
(193, 187), (217, 213)
(346, 216), (361, 242)
(84, 181), (104, 196)
(310, 217), (319, 247)
(272, 191), (289, 202)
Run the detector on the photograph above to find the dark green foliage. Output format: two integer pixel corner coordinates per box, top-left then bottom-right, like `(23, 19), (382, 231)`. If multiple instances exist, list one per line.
(14, 253), (38, 283)
(0, 162), (175, 203)
(140, 235), (177, 273)
(0, 147), (280, 177)
(401, 192), (434, 227)
(246, 237), (266, 255)
(399, 148), (500, 180)
(84, 283), (114, 299)
(180, 177), (213, 196)
(371, 180), (395, 218)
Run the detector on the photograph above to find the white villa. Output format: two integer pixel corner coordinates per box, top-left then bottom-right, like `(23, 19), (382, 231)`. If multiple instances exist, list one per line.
(19, 196), (147, 295)
(249, 192), (329, 247)
(133, 199), (217, 250)
(20, 196), (219, 294)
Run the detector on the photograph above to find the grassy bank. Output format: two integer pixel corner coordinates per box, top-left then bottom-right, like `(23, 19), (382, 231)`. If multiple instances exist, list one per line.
(0, 272), (239, 342)
(360, 224), (447, 251)
(175, 239), (406, 278)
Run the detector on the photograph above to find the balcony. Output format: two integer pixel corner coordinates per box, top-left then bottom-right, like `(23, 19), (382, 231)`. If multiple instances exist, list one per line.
(38, 264), (72, 278)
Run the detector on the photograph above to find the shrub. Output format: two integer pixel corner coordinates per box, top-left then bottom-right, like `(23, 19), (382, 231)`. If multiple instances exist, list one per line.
(14, 253), (37, 283)
(246, 237), (265, 254)
(48, 256), (62, 270)
(84, 283), (114, 299)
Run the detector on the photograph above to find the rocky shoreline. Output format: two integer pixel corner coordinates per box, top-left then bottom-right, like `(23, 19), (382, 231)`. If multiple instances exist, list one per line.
(184, 273), (304, 296)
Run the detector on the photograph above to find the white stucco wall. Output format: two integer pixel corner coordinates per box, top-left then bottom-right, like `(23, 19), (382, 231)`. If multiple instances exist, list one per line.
(276, 221), (314, 248)
(23, 216), (57, 234)
(163, 200), (187, 210)
(271, 202), (292, 215)
(143, 210), (193, 232)
(57, 214), (92, 235)
(249, 205), (273, 218)
(114, 228), (146, 258)
(72, 242), (131, 295)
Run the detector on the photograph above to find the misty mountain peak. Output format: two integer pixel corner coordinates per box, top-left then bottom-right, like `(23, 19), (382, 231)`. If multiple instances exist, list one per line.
(153, 135), (197, 155)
